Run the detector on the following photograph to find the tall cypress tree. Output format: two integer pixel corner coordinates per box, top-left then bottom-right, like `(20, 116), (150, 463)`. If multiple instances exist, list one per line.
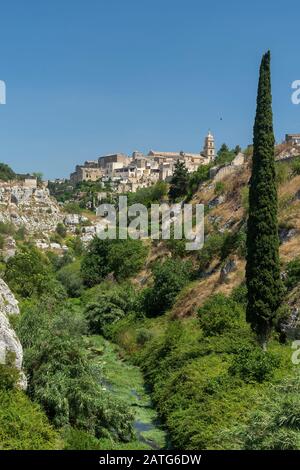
(246, 51), (284, 349)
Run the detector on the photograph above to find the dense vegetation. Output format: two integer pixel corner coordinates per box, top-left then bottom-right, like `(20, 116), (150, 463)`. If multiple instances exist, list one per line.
(2, 52), (300, 451)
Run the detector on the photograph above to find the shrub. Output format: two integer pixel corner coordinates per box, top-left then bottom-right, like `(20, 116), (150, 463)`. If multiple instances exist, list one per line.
(0, 222), (15, 236)
(67, 236), (84, 256)
(276, 162), (290, 184)
(15, 226), (26, 241)
(108, 239), (148, 281)
(0, 390), (58, 449)
(198, 294), (244, 336)
(0, 234), (4, 250)
(214, 181), (226, 196)
(0, 352), (20, 390)
(56, 223), (67, 238)
(127, 181), (167, 208)
(81, 238), (111, 287)
(0, 163), (15, 181)
(285, 258), (300, 290)
(240, 186), (249, 213)
(215, 144), (236, 166)
(187, 164), (212, 198)
(136, 328), (154, 346)
(228, 346), (279, 383)
(57, 261), (84, 297)
(231, 283), (248, 309)
(84, 283), (136, 336)
(197, 232), (226, 271)
(4, 246), (59, 298)
(63, 202), (82, 214)
(143, 259), (191, 317)
(63, 428), (103, 450)
(18, 297), (134, 440)
(291, 157), (300, 176)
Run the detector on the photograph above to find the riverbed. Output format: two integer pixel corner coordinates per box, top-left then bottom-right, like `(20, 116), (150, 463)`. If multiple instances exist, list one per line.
(89, 336), (167, 450)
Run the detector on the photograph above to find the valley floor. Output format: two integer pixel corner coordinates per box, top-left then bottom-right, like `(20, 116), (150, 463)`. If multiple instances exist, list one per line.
(89, 336), (167, 450)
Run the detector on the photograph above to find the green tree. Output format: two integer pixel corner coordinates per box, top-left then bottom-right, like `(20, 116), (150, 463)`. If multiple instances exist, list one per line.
(0, 163), (15, 181)
(168, 160), (189, 201)
(143, 259), (190, 316)
(246, 51), (284, 349)
(108, 239), (148, 281)
(215, 144), (235, 166)
(4, 246), (64, 299)
(81, 238), (111, 287)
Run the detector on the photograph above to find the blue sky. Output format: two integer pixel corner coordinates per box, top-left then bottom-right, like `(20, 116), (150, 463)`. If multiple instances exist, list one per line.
(0, 0), (300, 179)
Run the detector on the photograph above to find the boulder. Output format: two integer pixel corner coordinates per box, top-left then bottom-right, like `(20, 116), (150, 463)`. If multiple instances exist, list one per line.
(219, 258), (237, 283)
(64, 214), (80, 226)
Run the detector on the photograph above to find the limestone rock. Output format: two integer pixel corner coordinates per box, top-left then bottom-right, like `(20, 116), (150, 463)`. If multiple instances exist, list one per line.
(219, 258), (237, 283)
(208, 195), (225, 209)
(64, 214), (80, 225)
(279, 227), (298, 244)
(0, 278), (26, 389)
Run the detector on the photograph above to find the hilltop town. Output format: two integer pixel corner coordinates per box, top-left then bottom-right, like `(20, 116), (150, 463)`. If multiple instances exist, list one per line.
(69, 131), (216, 192)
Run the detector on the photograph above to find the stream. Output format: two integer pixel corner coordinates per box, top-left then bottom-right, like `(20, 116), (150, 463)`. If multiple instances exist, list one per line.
(89, 336), (167, 450)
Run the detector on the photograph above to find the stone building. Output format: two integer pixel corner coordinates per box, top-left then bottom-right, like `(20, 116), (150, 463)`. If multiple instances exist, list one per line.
(69, 131), (216, 189)
(203, 130), (215, 160)
(98, 153), (131, 177)
(70, 164), (103, 184)
(285, 134), (300, 146)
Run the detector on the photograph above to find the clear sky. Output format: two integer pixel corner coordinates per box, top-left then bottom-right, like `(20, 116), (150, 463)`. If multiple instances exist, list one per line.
(0, 0), (300, 179)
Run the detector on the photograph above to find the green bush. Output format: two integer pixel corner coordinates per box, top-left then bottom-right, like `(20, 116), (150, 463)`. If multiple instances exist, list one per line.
(0, 163), (15, 181)
(84, 283), (137, 336)
(187, 164), (212, 198)
(215, 144), (236, 166)
(81, 238), (148, 286)
(0, 352), (20, 390)
(0, 389), (58, 449)
(233, 375), (300, 449)
(143, 259), (191, 316)
(57, 260), (84, 297)
(291, 157), (300, 176)
(214, 181), (226, 196)
(18, 296), (134, 440)
(0, 222), (15, 236)
(127, 181), (167, 208)
(63, 428), (103, 450)
(63, 202), (82, 214)
(0, 234), (4, 250)
(108, 239), (148, 281)
(56, 223), (67, 238)
(276, 162), (290, 184)
(197, 232), (226, 271)
(81, 238), (111, 287)
(228, 346), (279, 383)
(5, 245), (65, 299)
(66, 236), (84, 256)
(285, 258), (300, 290)
(198, 294), (244, 336)
(15, 226), (27, 241)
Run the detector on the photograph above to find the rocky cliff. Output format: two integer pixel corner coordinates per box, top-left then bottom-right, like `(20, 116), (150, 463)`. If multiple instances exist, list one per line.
(0, 278), (26, 389)
(0, 181), (63, 232)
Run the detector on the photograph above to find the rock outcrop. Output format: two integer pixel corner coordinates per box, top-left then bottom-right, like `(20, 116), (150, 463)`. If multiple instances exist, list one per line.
(0, 278), (26, 389)
(0, 181), (63, 233)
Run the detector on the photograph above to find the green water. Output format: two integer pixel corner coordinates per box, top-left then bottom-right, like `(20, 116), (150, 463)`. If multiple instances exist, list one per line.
(89, 336), (167, 450)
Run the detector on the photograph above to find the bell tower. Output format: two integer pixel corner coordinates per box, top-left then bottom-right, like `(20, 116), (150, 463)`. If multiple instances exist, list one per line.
(203, 130), (215, 161)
